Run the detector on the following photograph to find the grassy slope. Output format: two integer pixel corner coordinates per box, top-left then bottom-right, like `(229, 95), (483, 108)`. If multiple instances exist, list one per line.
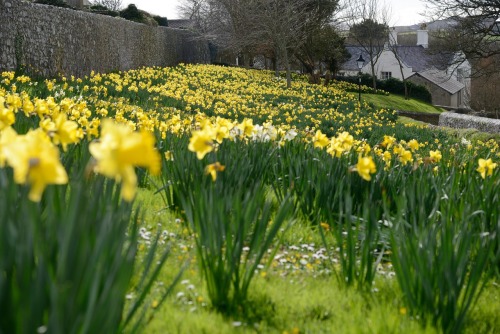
(362, 93), (444, 113)
(135, 188), (500, 334)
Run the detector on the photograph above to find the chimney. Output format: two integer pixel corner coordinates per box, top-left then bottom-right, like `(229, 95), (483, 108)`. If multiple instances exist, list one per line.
(417, 23), (428, 48)
(389, 27), (398, 45)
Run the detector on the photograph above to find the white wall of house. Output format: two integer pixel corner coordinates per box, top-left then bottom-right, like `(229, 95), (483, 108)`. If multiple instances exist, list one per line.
(353, 49), (413, 81)
(369, 49), (414, 81)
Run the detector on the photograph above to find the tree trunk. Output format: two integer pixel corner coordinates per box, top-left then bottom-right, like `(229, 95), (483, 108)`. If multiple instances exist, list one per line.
(370, 59), (377, 92)
(274, 47), (280, 78)
(284, 47), (292, 89)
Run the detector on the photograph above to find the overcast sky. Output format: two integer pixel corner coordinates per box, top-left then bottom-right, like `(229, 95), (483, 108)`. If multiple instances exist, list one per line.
(125, 0), (428, 26)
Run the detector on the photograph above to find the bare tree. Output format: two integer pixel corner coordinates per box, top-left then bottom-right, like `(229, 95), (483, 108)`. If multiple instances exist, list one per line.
(179, 0), (259, 66)
(345, 0), (390, 90)
(248, 0), (320, 88)
(386, 27), (411, 99)
(424, 0), (500, 76)
(89, 0), (122, 11)
(292, 0), (341, 75)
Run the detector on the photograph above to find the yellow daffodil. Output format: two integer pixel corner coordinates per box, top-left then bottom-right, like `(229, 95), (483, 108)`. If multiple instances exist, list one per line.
(337, 131), (354, 151)
(164, 150), (174, 161)
(320, 222), (330, 231)
(477, 158), (497, 179)
(399, 148), (413, 165)
(381, 135), (396, 149)
(429, 150), (442, 163)
(0, 126), (18, 167)
(2, 128), (68, 201)
(313, 130), (329, 148)
(51, 113), (81, 151)
(238, 118), (254, 138)
(205, 162), (225, 181)
(407, 139), (420, 151)
(89, 119), (161, 201)
(188, 129), (214, 159)
(355, 155), (376, 181)
(0, 97), (15, 130)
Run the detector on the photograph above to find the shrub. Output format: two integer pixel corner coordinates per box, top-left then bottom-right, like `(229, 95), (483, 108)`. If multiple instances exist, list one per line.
(34, 0), (71, 8)
(335, 74), (432, 103)
(120, 4), (143, 23)
(153, 15), (168, 27)
(90, 4), (108, 10)
(90, 8), (120, 17)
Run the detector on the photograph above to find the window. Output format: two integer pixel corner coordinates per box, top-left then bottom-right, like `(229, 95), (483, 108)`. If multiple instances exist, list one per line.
(381, 71), (392, 80)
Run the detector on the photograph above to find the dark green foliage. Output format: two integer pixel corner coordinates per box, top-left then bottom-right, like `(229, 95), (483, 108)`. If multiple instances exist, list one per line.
(336, 74), (432, 103)
(386, 165), (496, 333)
(90, 4), (108, 10)
(120, 4), (143, 23)
(34, 0), (71, 8)
(90, 5), (120, 17)
(153, 15), (168, 27)
(158, 135), (294, 314)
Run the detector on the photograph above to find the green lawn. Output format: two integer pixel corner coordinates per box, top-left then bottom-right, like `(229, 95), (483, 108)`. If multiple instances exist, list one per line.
(135, 188), (500, 334)
(362, 93), (444, 113)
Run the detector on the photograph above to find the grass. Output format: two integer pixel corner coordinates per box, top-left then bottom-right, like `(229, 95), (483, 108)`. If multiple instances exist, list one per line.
(362, 93), (444, 113)
(133, 187), (500, 334)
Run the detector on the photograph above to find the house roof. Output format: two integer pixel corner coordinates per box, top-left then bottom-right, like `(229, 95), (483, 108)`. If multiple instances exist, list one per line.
(168, 19), (195, 29)
(341, 45), (454, 72)
(409, 69), (465, 94)
(341, 46), (381, 71)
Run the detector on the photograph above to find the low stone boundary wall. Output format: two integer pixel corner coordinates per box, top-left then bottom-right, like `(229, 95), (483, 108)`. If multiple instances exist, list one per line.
(439, 112), (500, 134)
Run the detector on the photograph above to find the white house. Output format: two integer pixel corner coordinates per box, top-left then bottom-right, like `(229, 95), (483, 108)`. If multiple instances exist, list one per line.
(339, 28), (471, 108)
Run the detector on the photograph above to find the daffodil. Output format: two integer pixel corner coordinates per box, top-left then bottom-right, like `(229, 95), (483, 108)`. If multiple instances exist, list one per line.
(238, 118), (254, 138)
(381, 135), (396, 149)
(313, 130), (329, 148)
(429, 150), (442, 163)
(188, 129), (214, 159)
(407, 139), (420, 151)
(2, 128), (68, 201)
(205, 162), (225, 181)
(0, 126), (18, 167)
(51, 113), (81, 151)
(355, 155), (376, 181)
(0, 97), (15, 130)
(89, 119), (161, 201)
(477, 158), (497, 179)
(398, 148), (413, 165)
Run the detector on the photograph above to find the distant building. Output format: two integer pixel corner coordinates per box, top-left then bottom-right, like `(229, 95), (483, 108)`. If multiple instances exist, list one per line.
(65, 0), (89, 8)
(168, 20), (195, 30)
(339, 26), (471, 109)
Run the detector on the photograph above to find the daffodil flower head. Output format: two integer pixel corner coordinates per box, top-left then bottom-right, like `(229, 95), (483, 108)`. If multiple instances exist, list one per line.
(89, 119), (161, 201)
(429, 150), (442, 163)
(355, 155), (376, 181)
(407, 139), (420, 151)
(51, 113), (81, 151)
(205, 162), (225, 181)
(313, 130), (329, 149)
(381, 135), (396, 149)
(0, 96), (15, 130)
(188, 129), (214, 159)
(2, 128), (68, 201)
(238, 118), (254, 138)
(477, 158), (497, 179)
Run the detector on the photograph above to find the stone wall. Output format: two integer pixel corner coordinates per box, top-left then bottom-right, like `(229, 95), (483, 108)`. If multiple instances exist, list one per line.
(439, 112), (500, 134)
(0, 0), (209, 78)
